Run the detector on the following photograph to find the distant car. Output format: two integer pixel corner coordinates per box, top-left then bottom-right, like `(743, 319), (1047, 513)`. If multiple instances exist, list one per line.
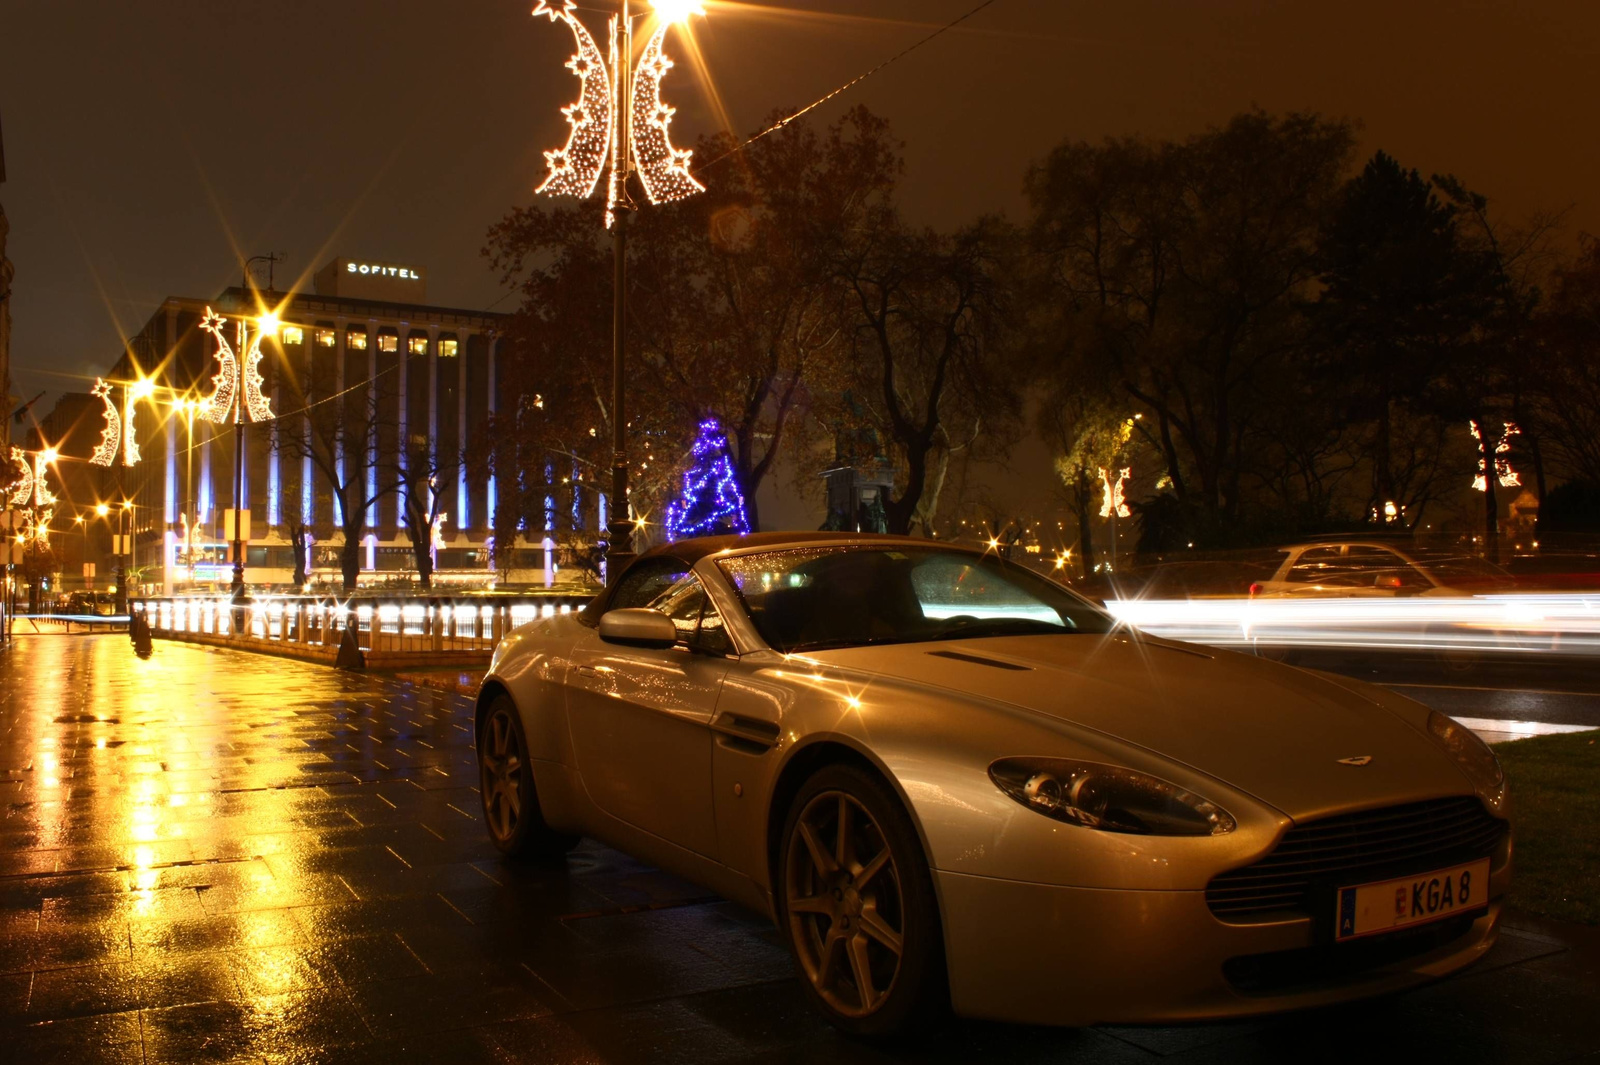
(475, 533), (1511, 1033)
(1253, 541), (1512, 599)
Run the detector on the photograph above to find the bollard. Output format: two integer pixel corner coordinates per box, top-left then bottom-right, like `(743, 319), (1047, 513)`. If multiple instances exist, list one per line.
(130, 610), (153, 658)
(335, 622), (366, 671)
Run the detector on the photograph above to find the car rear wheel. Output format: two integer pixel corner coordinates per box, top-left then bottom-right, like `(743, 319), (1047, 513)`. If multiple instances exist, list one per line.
(778, 764), (946, 1037)
(478, 695), (578, 860)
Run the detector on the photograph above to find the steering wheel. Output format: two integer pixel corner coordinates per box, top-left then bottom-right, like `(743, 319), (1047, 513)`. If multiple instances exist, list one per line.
(939, 614), (982, 628)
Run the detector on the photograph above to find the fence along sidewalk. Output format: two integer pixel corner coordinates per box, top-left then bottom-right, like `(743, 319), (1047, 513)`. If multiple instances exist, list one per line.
(133, 594), (592, 669)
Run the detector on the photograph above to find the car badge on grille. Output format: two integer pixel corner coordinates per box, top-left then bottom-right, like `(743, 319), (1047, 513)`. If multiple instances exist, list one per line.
(1337, 755), (1373, 767)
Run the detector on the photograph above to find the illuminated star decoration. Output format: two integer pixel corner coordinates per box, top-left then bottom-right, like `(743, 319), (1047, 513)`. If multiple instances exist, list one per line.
(1099, 467), (1131, 519)
(89, 379), (122, 468)
(430, 511), (449, 571)
(198, 308), (274, 424)
(122, 388), (142, 467)
(533, 0), (706, 228)
(665, 417), (751, 541)
(6, 447), (33, 507)
(1470, 421), (1520, 491)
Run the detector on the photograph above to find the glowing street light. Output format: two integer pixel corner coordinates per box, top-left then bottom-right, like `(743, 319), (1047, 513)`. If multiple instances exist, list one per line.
(533, 0), (708, 581)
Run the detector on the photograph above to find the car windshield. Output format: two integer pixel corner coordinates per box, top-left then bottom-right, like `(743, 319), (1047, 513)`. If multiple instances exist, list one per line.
(717, 546), (1115, 653)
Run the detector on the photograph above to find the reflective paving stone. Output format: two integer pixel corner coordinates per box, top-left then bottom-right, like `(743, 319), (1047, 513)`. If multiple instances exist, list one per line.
(2, 634), (1597, 1064)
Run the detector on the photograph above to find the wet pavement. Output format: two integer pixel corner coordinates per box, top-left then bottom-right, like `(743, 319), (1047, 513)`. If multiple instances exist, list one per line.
(2, 633), (1597, 1064)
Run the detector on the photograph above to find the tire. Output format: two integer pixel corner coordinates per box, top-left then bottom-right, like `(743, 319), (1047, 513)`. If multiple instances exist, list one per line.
(777, 763), (947, 1037)
(477, 694), (579, 860)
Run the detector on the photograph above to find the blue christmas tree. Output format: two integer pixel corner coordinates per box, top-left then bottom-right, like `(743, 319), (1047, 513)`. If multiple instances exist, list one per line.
(665, 418), (752, 541)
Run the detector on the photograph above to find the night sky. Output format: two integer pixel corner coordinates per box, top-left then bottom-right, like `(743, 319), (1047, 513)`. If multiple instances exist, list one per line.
(3, 0), (1597, 515)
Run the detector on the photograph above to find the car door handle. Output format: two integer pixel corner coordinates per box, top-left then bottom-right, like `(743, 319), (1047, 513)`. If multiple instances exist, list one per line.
(711, 712), (781, 754)
(574, 664), (602, 677)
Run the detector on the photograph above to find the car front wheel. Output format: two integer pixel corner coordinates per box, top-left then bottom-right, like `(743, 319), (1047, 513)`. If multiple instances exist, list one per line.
(478, 694), (578, 860)
(779, 763), (946, 1037)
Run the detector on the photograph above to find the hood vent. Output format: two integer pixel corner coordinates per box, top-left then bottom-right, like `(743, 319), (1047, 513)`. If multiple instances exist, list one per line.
(926, 650), (1032, 671)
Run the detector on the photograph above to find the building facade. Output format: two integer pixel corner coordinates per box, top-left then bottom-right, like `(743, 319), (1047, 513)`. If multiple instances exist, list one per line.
(1, 112), (13, 456)
(93, 258), (557, 593)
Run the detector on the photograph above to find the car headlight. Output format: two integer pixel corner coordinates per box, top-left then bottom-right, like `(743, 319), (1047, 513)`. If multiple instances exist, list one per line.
(1427, 710), (1506, 797)
(989, 757), (1237, 836)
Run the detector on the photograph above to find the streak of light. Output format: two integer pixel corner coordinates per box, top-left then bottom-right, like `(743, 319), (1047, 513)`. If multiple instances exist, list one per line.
(1105, 593), (1600, 657)
(1450, 717), (1595, 739)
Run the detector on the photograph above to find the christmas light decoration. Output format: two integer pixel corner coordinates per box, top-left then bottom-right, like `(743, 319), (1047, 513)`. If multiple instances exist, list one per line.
(533, 0), (705, 227)
(535, 1), (614, 202)
(1470, 421), (1520, 492)
(198, 308), (275, 425)
(90, 379), (121, 468)
(6, 447), (33, 506)
(123, 386), (144, 467)
(665, 418), (751, 541)
(630, 11), (706, 207)
(1099, 467), (1131, 519)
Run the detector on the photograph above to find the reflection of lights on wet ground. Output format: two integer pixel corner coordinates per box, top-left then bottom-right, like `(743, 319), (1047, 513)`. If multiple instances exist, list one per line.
(1106, 593), (1600, 656)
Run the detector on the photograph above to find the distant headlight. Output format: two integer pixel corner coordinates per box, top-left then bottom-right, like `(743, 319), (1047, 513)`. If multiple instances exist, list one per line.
(1427, 710), (1506, 800)
(989, 757), (1237, 837)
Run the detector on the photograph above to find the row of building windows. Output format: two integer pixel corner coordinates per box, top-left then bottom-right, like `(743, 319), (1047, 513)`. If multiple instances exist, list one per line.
(278, 325), (461, 357)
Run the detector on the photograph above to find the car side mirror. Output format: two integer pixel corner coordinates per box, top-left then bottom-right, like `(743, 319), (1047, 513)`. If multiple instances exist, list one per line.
(598, 608), (679, 648)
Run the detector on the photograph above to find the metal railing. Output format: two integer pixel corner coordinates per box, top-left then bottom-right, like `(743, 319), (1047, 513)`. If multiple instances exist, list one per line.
(132, 593), (594, 663)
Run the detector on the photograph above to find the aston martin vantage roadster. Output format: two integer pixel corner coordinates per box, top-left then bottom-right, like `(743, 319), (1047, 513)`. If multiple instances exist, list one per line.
(474, 533), (1511, 1035)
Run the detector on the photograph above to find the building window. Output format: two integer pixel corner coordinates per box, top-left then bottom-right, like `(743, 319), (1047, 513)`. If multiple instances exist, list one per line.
(439, 339), (459, 358)
(347, 330), (368, 351)
(316, 329), (336, 347)
(280, 326), (304, 346)
(378, 334), (398, 353)
(408, 336), (429, 355)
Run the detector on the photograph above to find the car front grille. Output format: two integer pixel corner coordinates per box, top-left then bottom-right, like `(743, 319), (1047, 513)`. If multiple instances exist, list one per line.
(1207, 796), (1507, 920)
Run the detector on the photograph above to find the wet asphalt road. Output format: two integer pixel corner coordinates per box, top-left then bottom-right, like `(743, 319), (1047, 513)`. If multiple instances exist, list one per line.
(1, 633), (1597, 1064)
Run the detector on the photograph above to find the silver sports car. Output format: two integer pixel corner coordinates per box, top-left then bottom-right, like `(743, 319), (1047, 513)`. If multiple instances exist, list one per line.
(475, 533), (1511, 1035)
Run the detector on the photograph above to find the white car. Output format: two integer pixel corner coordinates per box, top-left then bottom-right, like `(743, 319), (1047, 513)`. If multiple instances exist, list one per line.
(1253, 541), (1511, 599)
(475, 533), (1511, 1034)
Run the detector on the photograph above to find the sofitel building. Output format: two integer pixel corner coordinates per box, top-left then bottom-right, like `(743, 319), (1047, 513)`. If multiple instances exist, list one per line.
(82, 257), (562, 593)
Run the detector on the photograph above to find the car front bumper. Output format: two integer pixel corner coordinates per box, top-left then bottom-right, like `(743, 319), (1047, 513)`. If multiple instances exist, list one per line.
(937, 866), (1506, 1027)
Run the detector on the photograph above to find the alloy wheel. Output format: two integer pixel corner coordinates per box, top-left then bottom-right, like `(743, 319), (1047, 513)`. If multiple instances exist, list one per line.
(785, 790), (907, 1018)
(480, 705), (523, 842)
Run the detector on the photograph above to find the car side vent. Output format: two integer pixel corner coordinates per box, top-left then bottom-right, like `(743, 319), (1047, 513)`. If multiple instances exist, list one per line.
(926, 650), (1032, 671)
(711, 712), (780, 755)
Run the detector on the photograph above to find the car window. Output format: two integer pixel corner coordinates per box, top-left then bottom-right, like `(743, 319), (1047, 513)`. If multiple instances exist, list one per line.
(717, 546), (1114, 653)
(609, 558), (691, 611)
(1287, 546), (1344, 584)
(648, 575), (734, 656)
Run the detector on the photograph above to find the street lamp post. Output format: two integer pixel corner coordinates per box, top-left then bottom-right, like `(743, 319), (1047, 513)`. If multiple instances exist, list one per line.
(193, 304), (279, 606)
(532, 0), (707, 581)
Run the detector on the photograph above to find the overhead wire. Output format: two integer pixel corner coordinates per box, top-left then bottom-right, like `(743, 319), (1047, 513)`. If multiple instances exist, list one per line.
(692, 0), (1001, 174)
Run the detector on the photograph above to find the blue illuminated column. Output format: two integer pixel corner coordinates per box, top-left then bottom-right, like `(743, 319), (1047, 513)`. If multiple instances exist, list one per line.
(397, 329), (409, 534)
(366, 331), (377, 535)
(457, 329), (471, 531)
(267, 390), (281, 530)
(486, 335), (497, 528)
(334, 320), (347, 526)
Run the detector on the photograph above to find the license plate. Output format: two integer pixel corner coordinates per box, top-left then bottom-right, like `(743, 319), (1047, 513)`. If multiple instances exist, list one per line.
(1335, 858), (1490, 941)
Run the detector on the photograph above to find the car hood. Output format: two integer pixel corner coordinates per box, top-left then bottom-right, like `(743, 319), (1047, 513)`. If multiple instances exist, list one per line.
(805, 634), (1472, 819)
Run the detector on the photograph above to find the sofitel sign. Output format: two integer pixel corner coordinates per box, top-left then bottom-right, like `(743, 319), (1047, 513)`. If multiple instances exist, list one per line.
(347, 262), (421, 280)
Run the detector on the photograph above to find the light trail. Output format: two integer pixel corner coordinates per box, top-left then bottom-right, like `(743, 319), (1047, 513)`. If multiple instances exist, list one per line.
(1105, 593), (1600, 657)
